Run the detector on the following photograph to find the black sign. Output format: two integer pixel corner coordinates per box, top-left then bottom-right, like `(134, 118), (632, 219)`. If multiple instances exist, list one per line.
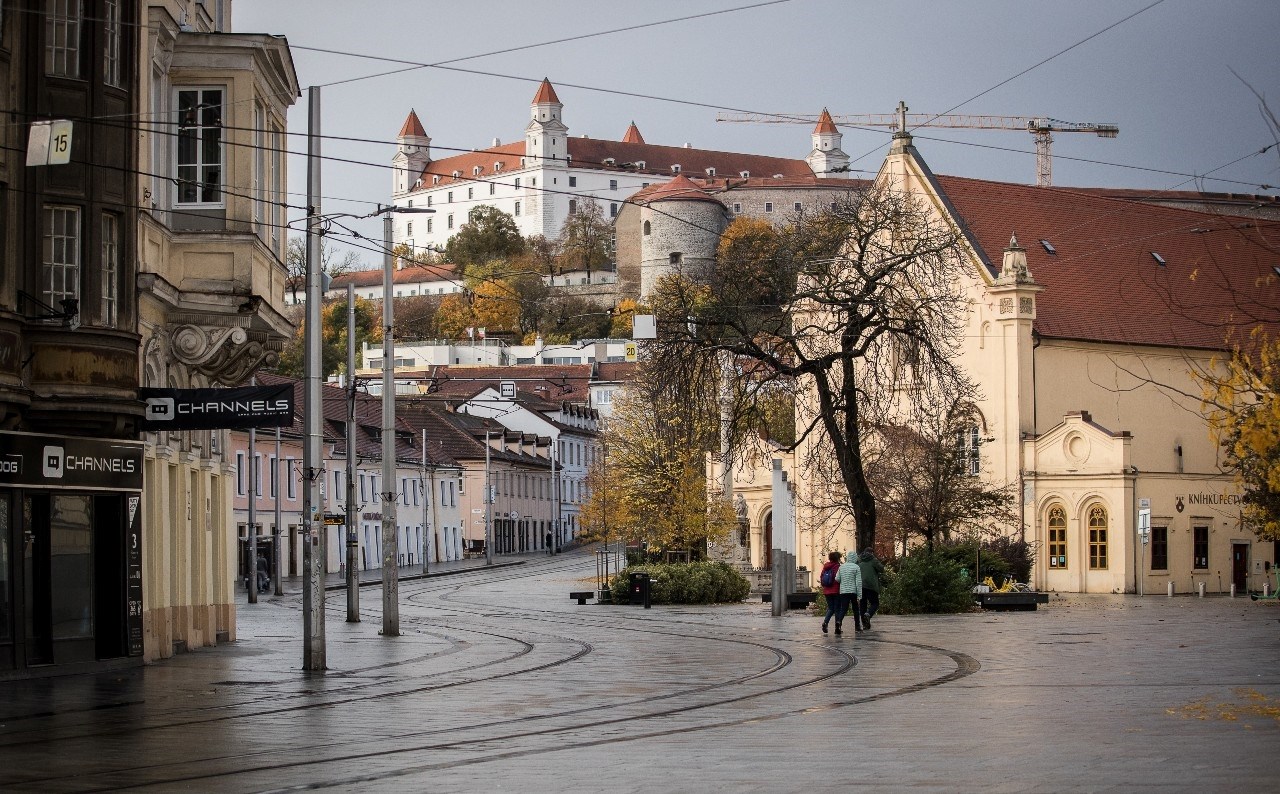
(126, 493), (144, 656)
(0, 431), (143, 490)
(139, 385), (294, 430)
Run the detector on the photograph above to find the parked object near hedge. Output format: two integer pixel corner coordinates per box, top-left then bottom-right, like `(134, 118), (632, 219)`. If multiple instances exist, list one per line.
(609, 561), (750, 605)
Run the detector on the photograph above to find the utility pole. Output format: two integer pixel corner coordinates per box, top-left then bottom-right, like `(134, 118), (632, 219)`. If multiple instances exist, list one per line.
(301, 85), (326, 671)
(421, 428), (430, 573)
(346, 282), (359, 622)
(273, 426), (282, 596)
(248, 413), (258, 605)
(381, 210), (399, 636)
(551, 439), (559, 554)
(484, 429), (493, 566)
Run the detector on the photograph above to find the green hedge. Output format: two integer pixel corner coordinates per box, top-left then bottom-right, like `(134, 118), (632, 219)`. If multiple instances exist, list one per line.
(608, 561), (751, 605)
(880, 549), (975, 614)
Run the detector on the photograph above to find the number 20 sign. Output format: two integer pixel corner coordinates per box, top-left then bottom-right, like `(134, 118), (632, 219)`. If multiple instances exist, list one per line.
(26, 120), (73, 166)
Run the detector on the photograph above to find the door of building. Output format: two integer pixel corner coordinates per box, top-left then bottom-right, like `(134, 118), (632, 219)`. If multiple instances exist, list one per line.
(763, 512), (773, 570)
(1232, 544), (1249, 593)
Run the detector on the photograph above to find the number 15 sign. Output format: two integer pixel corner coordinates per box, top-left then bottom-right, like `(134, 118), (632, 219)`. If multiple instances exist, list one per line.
(26, 120), (73, 166)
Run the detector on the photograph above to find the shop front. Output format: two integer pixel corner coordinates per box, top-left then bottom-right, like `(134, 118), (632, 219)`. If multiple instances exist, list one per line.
(0, 432), (143, 675)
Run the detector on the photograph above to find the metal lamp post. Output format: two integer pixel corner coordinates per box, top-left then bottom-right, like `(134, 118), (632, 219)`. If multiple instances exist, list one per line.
(374, 204), (432, 637)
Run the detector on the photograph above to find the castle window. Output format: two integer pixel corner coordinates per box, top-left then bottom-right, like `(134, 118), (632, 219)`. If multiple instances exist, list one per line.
(432, 176), (441, 185)
(406, 222), (412, 235)
(642, 220), (651, 235)
(740, 171), (750, 178)
(569, 199), (577, 214)
(635, 161), (646, 169)
(671, 164), (681, 173)
(468, 187), (474, 200)
(427, 195), (433, 206)
(764, 202), (774, 213)
(447, 191), (453, 203)
(452, 170), (461, 178)
(473, 166), (482, 176)
(447, 214), (454, 230)
(610, 203), (617, 217)
(494, 162), (503, 172)
(426, 218), (432, 233)
(669, 252), (683, 265)
(514, 201), (521, 216)
(732, 203), (742, 214)
(610, 179), (618, 191)
(569, 176), (577, 187)
(515, 178), (521, 189)
(794, 202), (803, 212)
(489, 183), (495, 196)
(706, 168), (716, 177)
(408, 200), (413, 207)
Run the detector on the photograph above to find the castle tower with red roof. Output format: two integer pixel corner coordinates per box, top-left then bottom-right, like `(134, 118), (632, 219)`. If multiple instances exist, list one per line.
(805, 108), (850, 178)
(393, 109), (431, 197)
(526, 78), (568, 164)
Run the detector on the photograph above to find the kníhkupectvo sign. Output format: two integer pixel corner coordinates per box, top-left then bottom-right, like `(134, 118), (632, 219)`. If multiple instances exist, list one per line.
(139, 385), (294, 430)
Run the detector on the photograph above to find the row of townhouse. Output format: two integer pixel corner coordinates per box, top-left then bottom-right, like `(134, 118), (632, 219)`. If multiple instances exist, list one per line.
(226, 373), (603, 582)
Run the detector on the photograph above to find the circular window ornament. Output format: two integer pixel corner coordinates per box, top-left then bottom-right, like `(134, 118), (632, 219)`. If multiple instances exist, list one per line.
(1064, 431), (1091, 464)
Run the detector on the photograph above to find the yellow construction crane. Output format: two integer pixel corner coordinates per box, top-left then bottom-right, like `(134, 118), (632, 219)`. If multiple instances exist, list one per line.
(716, 101), (1119, 187)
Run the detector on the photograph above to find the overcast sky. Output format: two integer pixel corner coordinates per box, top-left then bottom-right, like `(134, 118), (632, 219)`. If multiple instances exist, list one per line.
(235, 0), (1280, 269)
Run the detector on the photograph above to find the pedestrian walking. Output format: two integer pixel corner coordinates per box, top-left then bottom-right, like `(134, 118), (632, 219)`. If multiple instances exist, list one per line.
(545, 531), (553, 555)
(857, 548), (885, 630)
(819, 551), (842, 634)
(836, 553), (863, 634)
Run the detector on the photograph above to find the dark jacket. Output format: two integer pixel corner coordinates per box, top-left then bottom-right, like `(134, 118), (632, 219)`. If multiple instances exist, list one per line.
(858, 550), (885, 592)
(819, 560), (841, 595)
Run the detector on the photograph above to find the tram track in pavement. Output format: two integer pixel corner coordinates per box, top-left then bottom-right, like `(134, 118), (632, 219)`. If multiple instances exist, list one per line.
(0, 554), (979, 791)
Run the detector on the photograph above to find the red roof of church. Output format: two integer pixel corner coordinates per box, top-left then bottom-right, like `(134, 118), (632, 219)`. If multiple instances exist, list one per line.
(935, 174), (1280, 350)
(813, 108), (838, 134)
(398, 109), (427, 138)
(532, 78), (561, 104)
(622, 121), (645, 144)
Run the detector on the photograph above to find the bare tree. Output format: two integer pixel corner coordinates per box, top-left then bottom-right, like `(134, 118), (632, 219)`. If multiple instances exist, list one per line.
(656, 183), (973, 550)
(285, 236), (363, 303)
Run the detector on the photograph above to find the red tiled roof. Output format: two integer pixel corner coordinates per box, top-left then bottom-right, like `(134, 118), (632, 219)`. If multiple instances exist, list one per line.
(622, 121), (645, 144)
(330, 261), (459, 289)
(632, 174), (723, 206)
(813, 108), (838, 134)
(413, 136), (811, 191)
(532, 78), (560, 105)
(935, 175), (1280, 350)
(398, 109), (427, 138)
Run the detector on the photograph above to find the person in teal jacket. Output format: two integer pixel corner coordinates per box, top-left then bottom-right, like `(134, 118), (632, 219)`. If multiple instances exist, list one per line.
(857, 549), (886, 630)
(835, 554), (863, 635)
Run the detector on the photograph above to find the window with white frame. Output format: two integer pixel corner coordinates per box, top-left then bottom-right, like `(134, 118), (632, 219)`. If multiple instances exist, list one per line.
(43, 205), (80, 307)
(253, 102), (265, 234)
(271, 124), (283, 249)
(286, 458), (297, 498)
(254, 453), (263, 496)
(955, 425), (980, 475)
(46, 0), (81, 77)
(175, 88), (224, 205)
(236, 451), (246, 495)
(609, 179), (617, 191)
(270, 456), (278, 498)
(514, 201), (521, 216)
(101, 213), (118, 327)
(104, 0), (123, 87)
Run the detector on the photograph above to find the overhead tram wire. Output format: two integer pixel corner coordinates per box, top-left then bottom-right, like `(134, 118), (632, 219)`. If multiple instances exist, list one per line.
(310, 0), (796, 89)
(843, 0), (1170, 169)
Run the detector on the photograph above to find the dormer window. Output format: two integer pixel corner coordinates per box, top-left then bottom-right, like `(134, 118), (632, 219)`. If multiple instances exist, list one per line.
(634, 160), (645, 169)
(1151, 251), (1167, 266)
(604, 157), (616, 166)
(705, 167), (716, 177)
(452, 170), (461, 178)
(740, 171), (750, 178)
(473, 166), (482, 176)
(520, 158), (527, 167)
(432, 175), (441, 185)
(671, 164), (681, 173)
(494, 162), (503, 172)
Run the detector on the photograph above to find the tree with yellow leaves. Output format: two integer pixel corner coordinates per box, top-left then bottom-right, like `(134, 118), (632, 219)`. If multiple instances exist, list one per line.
(1201, 330), (1280, 539)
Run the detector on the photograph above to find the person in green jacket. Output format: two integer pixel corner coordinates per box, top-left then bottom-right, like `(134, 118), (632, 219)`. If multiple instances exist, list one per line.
(857, 549), (886, 630)
(835, 554), (863, 635)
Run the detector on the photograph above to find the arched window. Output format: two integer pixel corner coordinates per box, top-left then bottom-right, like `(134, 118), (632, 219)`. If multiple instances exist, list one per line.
(642, 220), (651, 236)
(1048, 505), (1067, 568)
(1088, 505), (1108, 569)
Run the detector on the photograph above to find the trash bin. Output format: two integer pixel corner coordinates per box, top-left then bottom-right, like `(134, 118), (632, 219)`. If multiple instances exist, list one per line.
(629, 572), (651, 608)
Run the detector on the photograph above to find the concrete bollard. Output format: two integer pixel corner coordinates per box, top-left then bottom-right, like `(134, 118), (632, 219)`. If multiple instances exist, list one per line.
(1167, 581), (1174, 597)
(1230, 583), (1236, 598)
(1198, 581), (1206, 598)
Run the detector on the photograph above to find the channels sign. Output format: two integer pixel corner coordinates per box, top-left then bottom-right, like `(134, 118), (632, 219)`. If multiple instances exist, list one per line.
(0, 431), (143, 490)
(139, 385), (294, 430)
